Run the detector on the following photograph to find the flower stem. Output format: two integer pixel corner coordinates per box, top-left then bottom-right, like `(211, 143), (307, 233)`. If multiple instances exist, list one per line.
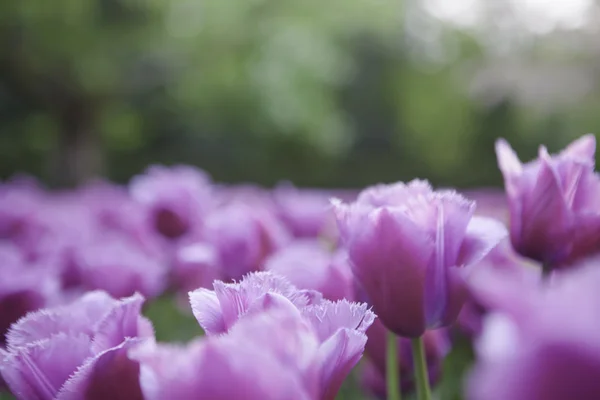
(411, 336), (432, 400)
(386, 330), (401, 400)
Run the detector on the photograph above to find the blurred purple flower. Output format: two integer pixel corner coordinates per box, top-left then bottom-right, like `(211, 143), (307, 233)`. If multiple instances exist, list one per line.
(77, 182), (163, 255)
(333, 180), (506, 337)
(189, 271), (375, 400)
(272, 183), (335, 239)
(0, 291), (154, 400)
(360, 320), (450, 397)
(130, 165), (212, 240)
(265, 240), (353, 301)
(457, 240), (541, 337)
(0, 245), (60, 346)
(203, 203), (291, 280)
(467, 263), (600, 400)
(70, 236), (167, 299)
(171, 241), (220, 293)
(0, 181), (49, 258)
(496, 134), (600, 269)
(132, 307), (321, 400)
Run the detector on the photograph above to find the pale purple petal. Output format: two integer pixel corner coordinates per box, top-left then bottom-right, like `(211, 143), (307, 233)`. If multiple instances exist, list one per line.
(6, 291), (117, 349)
(458, 217), (508, 269)
(56, 339), (146, 400)
(302, 300), (375, 341)
(91, 293), (151, 354)
(1, 333), (91, 400)
(342, 206), (431, 337)
(188, 289), (226, 335)
(560, 133), (596, 161)
(317, 329), (367, 400)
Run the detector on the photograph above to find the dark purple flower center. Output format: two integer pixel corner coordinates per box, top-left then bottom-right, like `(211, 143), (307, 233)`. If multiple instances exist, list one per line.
(154, 208), (189, 239)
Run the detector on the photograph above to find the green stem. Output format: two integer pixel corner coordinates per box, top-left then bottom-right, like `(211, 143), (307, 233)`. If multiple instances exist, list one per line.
(386, 330), (401, 400)
(411, 336), (432, 400)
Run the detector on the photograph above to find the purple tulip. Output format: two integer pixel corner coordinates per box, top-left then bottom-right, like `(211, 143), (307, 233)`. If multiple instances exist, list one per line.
(457, 240), (541, 337)
(0, 181), (49, 259)
(467, 263), (600, 400)
(333, 180), (506, 337)
(189, 271), (375, 400)
(496, 134), (600, 269)
(360, 320), (450, 397)
(188, 271), (322, 335)
(264, 240), (354, 301)
(170, 241), (220, 294)
(70, 236), (167, 299)
(0, 291), (154, 400)
(130, 165), (212, 240)
(272, 183), (335, 239)
(0, 245), (60, 346)
(203, 203), (291, 280)
(132, 307), (321, 400)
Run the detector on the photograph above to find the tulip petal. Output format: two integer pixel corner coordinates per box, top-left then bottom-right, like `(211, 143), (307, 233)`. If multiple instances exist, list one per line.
(56, 339), (145, 400)
(1, 333), (91, 400)
(519, 148), (573, 264)
(6, 291), (116, 349)
(316, 329), (367, 400)
(91, 293), (149, 354)
(348, 207), (432, 337)
(458, 217), (508, 270)
(188, 288), (226, 335)
(495, 139), (524, 199)
(302, 300), (375, 341)
(561, 133), (596, 162)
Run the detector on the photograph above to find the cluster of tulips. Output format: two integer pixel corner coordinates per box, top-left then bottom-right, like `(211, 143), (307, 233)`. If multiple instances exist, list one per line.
(1, 133), (600, 400)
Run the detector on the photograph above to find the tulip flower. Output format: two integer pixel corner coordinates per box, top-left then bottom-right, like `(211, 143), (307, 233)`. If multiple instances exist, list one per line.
(496, 134), (600, 269)
(130, 165), (212, 240)
(132, 307), (321, 400)
(457, 240), (541, 337)
(189, 271), (375, 400)
(0, 245), (60, 346)
(171, 241), (220, 293)
(467, 263), (600, 400)
(203, 203), (290, 280)
(71, 236), (167, 299)
(272, 183), (335, 239)
(0, 291), (154, 400)
(333, 180), (506, 338)
(264, 240), (354, 301)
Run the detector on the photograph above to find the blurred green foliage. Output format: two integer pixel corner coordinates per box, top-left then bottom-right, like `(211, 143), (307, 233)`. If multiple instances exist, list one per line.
(0, 0), (598, 189)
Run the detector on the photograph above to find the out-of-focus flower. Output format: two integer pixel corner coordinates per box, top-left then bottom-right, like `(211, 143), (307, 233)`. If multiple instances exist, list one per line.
(457, 241), (541, 337)
(0, 291), (154, 400)
(467, 263), (600, 400)
(0, 181), (48, 258)
(496, 134), (600, 269)
(272, 183), (335, 239)
(264, 240), (353, 301)
(130, 165), (212, 240)
(203, 203), (290, 280)
(71, 237), (167, 299)
(360, 320), (450, 398)
(0, 244), (60, 346)
(333, 180), (506, 337)
(171, 241), (220, 293)
(189, 272), (375, 400)
(132, 307), (321, 400)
